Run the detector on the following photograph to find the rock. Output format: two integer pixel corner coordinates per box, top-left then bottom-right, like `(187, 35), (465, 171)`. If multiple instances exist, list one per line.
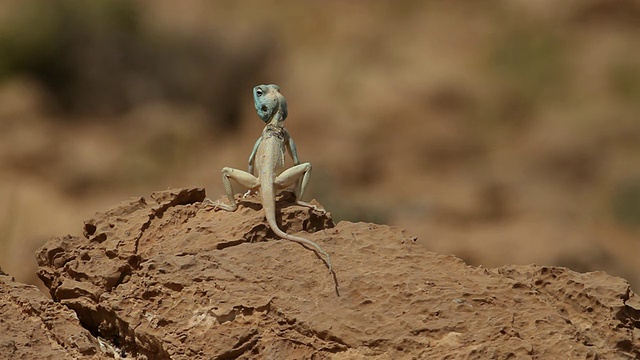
(0, 270), (103, 359)
(27, 187), (640, 358)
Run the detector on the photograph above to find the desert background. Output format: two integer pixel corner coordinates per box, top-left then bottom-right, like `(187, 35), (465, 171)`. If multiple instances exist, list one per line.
(0, 0), (639, 293)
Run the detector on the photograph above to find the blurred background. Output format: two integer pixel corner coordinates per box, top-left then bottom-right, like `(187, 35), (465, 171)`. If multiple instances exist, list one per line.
(0, 0), (639, 292)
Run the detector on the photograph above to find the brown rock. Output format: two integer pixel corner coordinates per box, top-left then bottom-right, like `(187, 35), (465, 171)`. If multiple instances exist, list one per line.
(30, 187), (640, 359)
(0, 270), (104, 359)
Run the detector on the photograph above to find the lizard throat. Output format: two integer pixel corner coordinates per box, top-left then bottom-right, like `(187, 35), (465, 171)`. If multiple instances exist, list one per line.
(264, 125), (287, 140)
(267, 111), (285, 126)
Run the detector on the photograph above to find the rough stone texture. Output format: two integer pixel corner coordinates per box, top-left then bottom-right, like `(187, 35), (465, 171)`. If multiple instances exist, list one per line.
(0, 267), (105, 359)
(27, 187), (640, 359)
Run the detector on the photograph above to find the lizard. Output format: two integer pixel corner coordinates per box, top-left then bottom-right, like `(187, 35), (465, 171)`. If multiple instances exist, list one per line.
(205, 84), (332, 272)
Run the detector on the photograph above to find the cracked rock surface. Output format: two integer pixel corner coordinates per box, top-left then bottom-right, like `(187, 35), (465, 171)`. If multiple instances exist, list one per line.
(25, 187), (640, 358)
(0, 267), (103, 359)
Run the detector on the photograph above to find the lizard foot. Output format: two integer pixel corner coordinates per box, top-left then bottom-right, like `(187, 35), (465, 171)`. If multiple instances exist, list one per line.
(242, 189), (258, 199)
(296, 200), (326, 215)
(203, 198), (237, 212)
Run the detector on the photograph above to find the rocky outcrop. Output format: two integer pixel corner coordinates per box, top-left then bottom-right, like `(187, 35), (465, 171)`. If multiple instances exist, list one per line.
(0, 267), (103, 359)
(17, 187), (640, 358)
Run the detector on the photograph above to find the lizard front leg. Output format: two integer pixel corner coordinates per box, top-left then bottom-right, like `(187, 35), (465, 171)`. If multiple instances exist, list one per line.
(242, 137), (263, 199)
(205, 167), (259, 211)
(248, 137), (262, 175)
(286, 133), (301, 166)
(275, 162), (324, 213)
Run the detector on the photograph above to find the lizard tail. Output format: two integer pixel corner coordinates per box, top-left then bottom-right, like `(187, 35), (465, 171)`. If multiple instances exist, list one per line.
(262, 188), (332, 272)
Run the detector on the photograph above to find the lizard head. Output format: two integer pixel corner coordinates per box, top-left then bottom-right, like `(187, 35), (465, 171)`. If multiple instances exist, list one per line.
(253, 84), (288, 123)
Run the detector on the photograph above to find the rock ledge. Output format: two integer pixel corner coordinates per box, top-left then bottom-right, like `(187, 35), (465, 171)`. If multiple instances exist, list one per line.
(20, 187), (640, 358)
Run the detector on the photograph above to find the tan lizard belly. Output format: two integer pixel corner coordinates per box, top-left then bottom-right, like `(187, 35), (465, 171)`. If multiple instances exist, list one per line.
(255, 136), (286, 178)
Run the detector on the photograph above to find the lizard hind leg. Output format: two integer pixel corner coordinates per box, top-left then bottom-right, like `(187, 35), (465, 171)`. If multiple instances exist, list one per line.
(207, 167), (259, 211)
(275, 162), (324, 213)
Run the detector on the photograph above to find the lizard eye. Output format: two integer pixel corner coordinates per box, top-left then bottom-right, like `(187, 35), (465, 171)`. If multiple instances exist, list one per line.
(256, 88), (264, 97)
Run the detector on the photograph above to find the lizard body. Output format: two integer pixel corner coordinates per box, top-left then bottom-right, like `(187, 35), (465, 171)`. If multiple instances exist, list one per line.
(206, 84), (331, 272)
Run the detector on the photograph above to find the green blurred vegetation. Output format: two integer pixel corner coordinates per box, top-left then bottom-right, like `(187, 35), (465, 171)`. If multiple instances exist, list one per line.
(609, 60), (640, 104)
(490, 25), (567, 103)
(612, 179), (640, 227)
(0, 0), (270, 129)
(0, 0), (140, 113)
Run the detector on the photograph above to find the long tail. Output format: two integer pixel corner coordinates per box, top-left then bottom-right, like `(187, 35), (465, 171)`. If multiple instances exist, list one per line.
(262, 185), (332, 272)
